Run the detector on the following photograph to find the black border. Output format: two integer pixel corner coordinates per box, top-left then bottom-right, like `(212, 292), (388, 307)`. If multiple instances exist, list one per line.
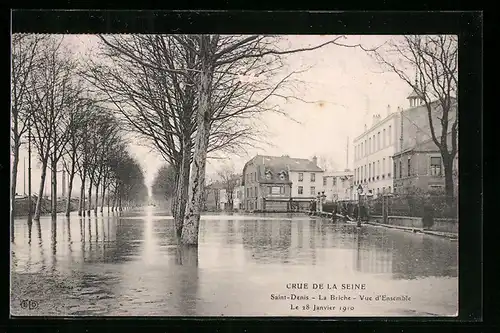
(4, 9), (483, 332)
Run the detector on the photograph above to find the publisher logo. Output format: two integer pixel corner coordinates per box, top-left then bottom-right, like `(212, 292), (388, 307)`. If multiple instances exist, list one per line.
(20, 299), (38, 310)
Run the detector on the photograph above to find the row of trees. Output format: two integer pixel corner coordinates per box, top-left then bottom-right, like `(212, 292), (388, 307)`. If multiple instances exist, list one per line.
(84, 34), (361, 245)
(11, 34), (147, 235)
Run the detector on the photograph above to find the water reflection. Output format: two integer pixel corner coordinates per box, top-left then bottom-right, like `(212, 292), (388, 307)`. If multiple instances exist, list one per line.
(11, 208), (458, 316)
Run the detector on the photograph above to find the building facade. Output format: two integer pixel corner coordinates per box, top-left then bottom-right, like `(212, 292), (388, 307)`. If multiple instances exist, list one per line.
(392, 133), (459, 195)
(323, 170), (354, 202)
(242, 155), (324, 212)
(353, 91), (457, 198)
(353, 105), (400, 199)
(392, 92), (458, 195)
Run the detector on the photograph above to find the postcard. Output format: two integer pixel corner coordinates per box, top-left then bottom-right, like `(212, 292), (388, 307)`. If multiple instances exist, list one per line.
(9, 11), (467, 318)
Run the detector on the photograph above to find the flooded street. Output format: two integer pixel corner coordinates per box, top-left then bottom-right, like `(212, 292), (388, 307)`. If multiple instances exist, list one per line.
(11, 206), (458, 317)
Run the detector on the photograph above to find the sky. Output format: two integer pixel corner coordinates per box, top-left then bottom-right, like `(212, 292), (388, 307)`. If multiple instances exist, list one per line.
(12, 35), (412, 197)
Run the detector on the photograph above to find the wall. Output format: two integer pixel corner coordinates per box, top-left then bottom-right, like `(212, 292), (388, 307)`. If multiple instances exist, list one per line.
(243, 163), (260, 211)
(289, 170), (324, 198)
(371, 215), (458, 233)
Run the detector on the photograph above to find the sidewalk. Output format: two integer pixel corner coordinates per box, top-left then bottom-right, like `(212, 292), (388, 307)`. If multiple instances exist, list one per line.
(366, 221), (458, 240)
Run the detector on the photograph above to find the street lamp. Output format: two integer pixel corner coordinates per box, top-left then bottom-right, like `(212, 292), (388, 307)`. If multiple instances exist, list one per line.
(356, 184), (363, 227)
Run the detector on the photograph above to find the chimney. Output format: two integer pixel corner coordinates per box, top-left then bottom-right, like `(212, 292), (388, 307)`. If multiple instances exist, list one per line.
(312, 156), (318, 166)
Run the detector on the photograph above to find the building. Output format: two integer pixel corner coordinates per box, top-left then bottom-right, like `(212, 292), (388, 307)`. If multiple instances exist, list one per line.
(353, 105), (400, 199)
(353, 90), (457, 198)
(220, 175), (244, 211)
(392, 133), (459, 195)
(392, 91), (458, 195)
(323, 170), (354, 202)
(241, 155), (324, 212)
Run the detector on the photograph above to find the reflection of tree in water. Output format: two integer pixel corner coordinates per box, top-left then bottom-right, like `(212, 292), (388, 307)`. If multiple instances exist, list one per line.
(111, 218), (146, 263)
(50, 217), (57, 272)
(175, 245), (199, 316)
(242, 220), (292, 263)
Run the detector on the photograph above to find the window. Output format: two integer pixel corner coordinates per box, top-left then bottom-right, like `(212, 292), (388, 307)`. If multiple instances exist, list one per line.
(254, 172), (257, 181)
(382, 186), (385, 193)
(399, 160), (402, 179)
(254, 186), (257, 197)
(369, 163), (371, 179)
(373, 135), (376, 152)
(298, 186), (303, 195)
(323, 177), (327, 186)
(388, 125), (392, 144)
(430, 156), (442, 176)
(377, 160), (380, 177)
(388, 186), (391, 193)
(280, 186), (285, 194)
(407, 157), (411, 176)
(268, 186), (272, 195)
(393, 161), (397, 177)
(310, 186), (316, 195)
(333, 177), (337, 186)
(382, 158), (386, 174)
(310, 173), (315, 182)
(368, 137), (371, 154)
(377, 132), (381, 151)
(383, 129), (386, 147)
(298, 173), (303, 182)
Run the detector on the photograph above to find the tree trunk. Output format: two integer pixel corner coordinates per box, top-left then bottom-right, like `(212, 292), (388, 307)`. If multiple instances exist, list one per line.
(51, 159), (57, 219)
(101, 183), (106, 214)
(173, 141), (191, 239)
(94, 182), (100, 216)
(182, 41), (212, 246)
(443, 154), (455, 206)
(11, 144), (19, 241)
(65, 166), (76, 217)
(87, 179), (93, 215)
(34, 161), (48, 221)
(78, 174), (86, 216)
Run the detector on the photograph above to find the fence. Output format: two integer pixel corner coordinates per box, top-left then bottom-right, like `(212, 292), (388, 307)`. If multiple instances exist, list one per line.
(370, 194), (458, 219)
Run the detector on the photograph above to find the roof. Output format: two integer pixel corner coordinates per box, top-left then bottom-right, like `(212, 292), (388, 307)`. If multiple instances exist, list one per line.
(257, 155), (324, 172)
(393, 132), (454, 157)
(407, 89), (422, 99)
(324, 170), (354, 177)
(242, 154), (323, 186)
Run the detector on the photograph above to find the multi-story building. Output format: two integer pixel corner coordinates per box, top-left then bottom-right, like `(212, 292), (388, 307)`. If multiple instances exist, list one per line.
(392, 133), (458, 195)
(353, 105), (400, 199)
(392, 92), (458, 195)
(353, 90), (457, 198)
(242, 155), (324, 212)
(322, 170), (354, 202)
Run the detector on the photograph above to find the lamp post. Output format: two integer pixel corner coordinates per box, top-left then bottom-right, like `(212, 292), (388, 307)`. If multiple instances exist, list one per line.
(356, 185), (363, 227)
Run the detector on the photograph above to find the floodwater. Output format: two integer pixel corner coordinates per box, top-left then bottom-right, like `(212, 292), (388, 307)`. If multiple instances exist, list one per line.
(11, 206), (458, 317)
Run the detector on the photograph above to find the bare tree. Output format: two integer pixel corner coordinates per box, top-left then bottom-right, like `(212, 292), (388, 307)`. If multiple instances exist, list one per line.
(11, 34), (45, 235)
(367, 35), (458, 202)
(181, 35), (369, 245)
(85, 34), (369, 245)
(61, 97), (93, 216)
(26, 36), (78, 220)
(317, 155), (338, 172)
(217, 165), (240, 211)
